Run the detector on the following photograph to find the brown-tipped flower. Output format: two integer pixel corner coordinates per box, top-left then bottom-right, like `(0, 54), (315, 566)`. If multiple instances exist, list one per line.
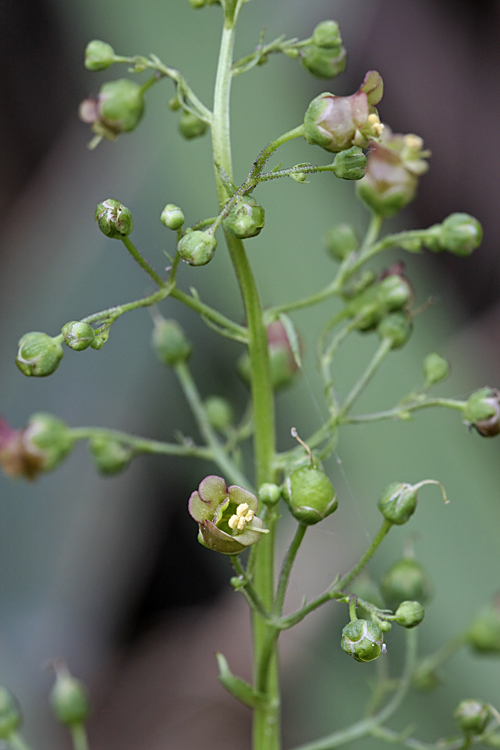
(303, 71), (384, 153)
(0, 414), (73, 481)
(356, 127), (430, 217)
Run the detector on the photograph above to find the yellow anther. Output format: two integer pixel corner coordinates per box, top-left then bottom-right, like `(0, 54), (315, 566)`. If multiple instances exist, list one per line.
(236, 503), (250, 517)
(404, 133), (423, 150)
(229, 503), (256, 533)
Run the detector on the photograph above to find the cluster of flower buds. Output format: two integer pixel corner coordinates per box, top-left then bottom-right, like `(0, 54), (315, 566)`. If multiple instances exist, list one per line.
(356, 127), (430, 217)
(301, 20), (346, 80)
(223, 195), (265, 239)
(345, 265), (413, 335)
(0, 413), (73, 480)
(238, 320), (301, 391)
(463, 388), (500, 437)
(79, 78), (145, 143)
(188, 475), (268, 555)
(95, 199), (134, 239)
(303, 71), (384, 153)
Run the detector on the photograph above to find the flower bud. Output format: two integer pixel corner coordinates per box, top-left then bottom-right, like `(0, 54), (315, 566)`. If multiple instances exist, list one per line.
(89, 436), (132, 474)
(312, 20), (342, 49)
(179, 111), (208, 139)
(301, 44), (346, 80)
(332, 146), (366, 180)
(0, 687), (22, 740)
(282, 466), (337, 525)
(381, 558), (432, 610)
(464, 388), (500, 437)
(79, 79), (145, 141)
(189, 475), (268, 555)
(84, 40), (115, 71)
(223, 196), (265, 239)
(467, 602), (500, 654)
(95, 199), (133, 239)
(188, 0), (206, 7)
(0, 414), (72, 480)
(177, 230), (216, 266)
(324, 223), (358, 261)
(394, 600), (425, 628)
(378, 482), (417, 525)
(238, 320), (301, 391)
(152, 318), (191, 367)
(356, 129), (430, 217)
(160, 203), (185, 230)
(16, 332), (64, 377)
(303, 71), (384, 153)
(204, 396), (233, 432)
(341, 619), (384, 662)
(377, 311), (412, 349)
(50, 670), (90, 726)
(454, 700), (490, 736)
(62, 321), (95, 351)
(423, 352), (450, 385)
(258, 483), (281, 506)
(438, 213), (482, 256)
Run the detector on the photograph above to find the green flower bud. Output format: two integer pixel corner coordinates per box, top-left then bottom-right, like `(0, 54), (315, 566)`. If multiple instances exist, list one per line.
(312, 20), (342, 49)
(332, 146), (366, 180)
(152, 318), (191, 367)
(179, 111), (208, 139)
(467, 602), (500, 654)
(168, 95), (182, 111)
(0, 687), (22, 740)
(464, 387), (500, 437)
(84, 40), (115, 71)
(341, 619), (384, 662)
(238, 320), (300, 390)
(301, 44), (346, 80)
(95, 199), (133, 239)
(438, 213), (482, 256)
(304, 71), (384, 153)
(188, 0), (206, 7)
(378, 271), (414, 311)
(160, 203), (185, 230)
(325, 223), (358, 261)
(177, 230), (216, 266)
(412, 662), (441, 692)
(62, 321), (95, 351)
(50, 670), (90, 726)
(204, 396), (233, 432)
(282, 465), (338, 525)
(89, 436), (132, 475)
(223, 196), (265, 239)
(377, 311), (412, 349)
(394, 600), (425, 628)
(98, 79), (144, 133)
(454, 700), (490, 736)
(258, 483), (281, 506)
(24, 413), (73, 472)
(423, 352), (450, 385)
(189, 475), (268, 555)
(16, 332), (64, 377)
(381, 558), (432, 610)
(378, 482), (417, 525)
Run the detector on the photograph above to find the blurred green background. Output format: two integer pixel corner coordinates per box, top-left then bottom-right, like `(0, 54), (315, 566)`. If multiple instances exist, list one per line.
(1, 1), (500, 748)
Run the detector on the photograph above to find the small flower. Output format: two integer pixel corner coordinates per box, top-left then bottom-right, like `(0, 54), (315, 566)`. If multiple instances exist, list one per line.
(188, 475), (268, 555)
(0, 414), (73, 480)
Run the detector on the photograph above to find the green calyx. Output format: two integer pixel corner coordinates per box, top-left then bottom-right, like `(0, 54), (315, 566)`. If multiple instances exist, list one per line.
(301, 44), (346, 80)
(178, 230), (217, 266)
(394, 600), (425, 628)
(179, 111), (208, 139)
(282, 465), (337, 525)
(378, 482), (417, 525)
(341, 619), (384, 662)
(98, 78), (145, 134)
(424, 352), (450, 385)
(438, 213), (483, 256)
(332, 146), (366, 180)
(89, 436), (133, 475)
(152, 318), (192, 367)
(463, 387), (500, 437)
(95, 199), (134, 239)
(0, 687), (22, 740)
(84, 40), (116, 71)
(62, 321), (95, 351)
(16, 332), (64, 377)
(381, 557), (432, 610)
(454, 700), (491, 736)
(161, 203), (185, 230)
(50, 671), (90, 727)
(223, 195), (265, 239)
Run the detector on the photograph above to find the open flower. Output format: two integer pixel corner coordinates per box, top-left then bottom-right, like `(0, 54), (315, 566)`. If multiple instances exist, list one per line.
(188, 475), (268, 555)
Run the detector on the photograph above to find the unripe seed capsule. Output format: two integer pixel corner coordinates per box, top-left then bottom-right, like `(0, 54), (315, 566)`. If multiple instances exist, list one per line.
(282, 465), (337, 525)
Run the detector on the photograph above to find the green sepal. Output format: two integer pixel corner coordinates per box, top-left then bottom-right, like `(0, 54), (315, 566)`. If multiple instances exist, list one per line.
(332, 146), (366, 180)
(216, 654), (266, 709)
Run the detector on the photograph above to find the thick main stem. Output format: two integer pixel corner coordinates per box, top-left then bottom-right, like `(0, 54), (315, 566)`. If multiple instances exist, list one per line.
(212, 12), (280, 750)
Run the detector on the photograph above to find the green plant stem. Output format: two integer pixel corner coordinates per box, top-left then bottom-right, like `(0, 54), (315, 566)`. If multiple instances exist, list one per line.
(169, 287), (248, 342)
(121, 236), (166, 288)
(231, 556), (272, 621)
(212, 14), (279, 750)
(7, 733), (33, 750)
(337, 518), (392, 592)
(290, 627), (418, 750)
(174, 361), (250, 488)
(274, 523), (307, 616)
(250, 125), (304, 180)
(344, 397), (467, 424)
(70, 725), (89, 750)
(69, 426), (213, 460)
(338, 338), (393, 420)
